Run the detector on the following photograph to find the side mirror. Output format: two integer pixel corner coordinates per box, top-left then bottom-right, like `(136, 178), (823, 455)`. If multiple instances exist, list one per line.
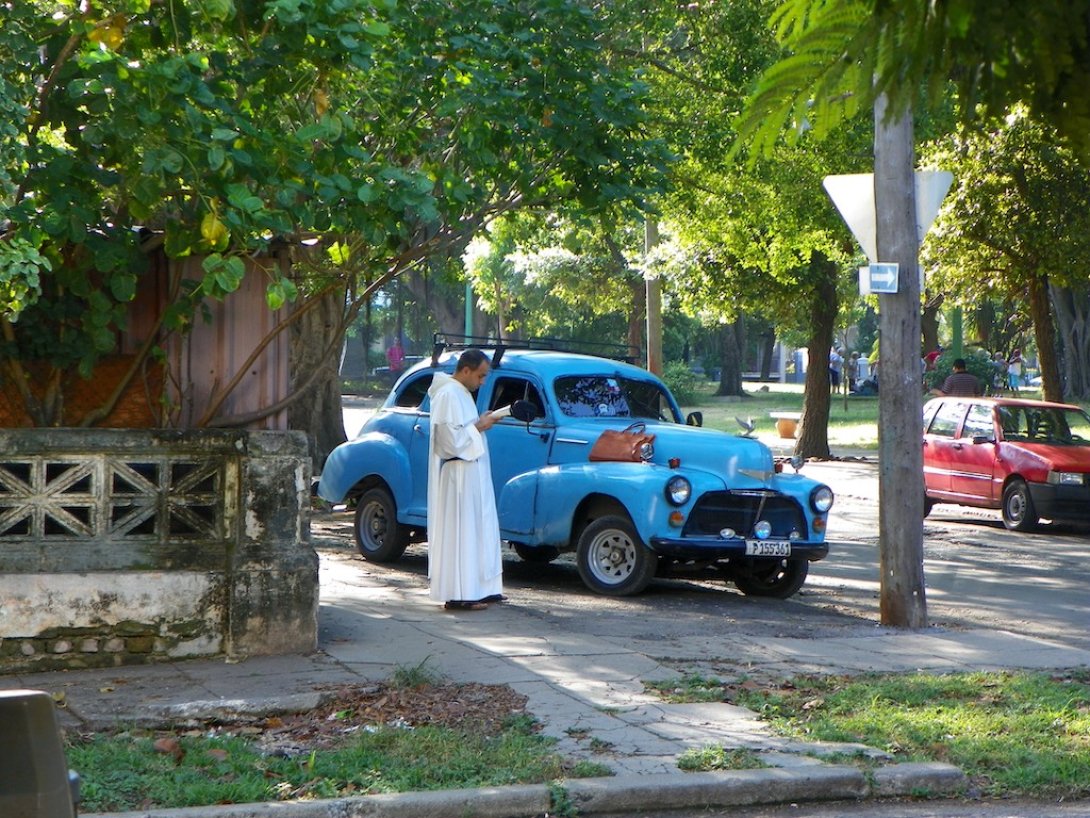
(511, 400), (539, 423)
(686, 411), (703, 427)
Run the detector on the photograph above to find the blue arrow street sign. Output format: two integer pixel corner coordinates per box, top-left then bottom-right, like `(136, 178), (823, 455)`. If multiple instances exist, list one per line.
(859, 262), (899, 294)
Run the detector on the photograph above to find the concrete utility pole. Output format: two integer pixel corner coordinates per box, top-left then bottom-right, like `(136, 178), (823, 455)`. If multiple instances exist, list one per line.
(873, 94), (928, 628)
(645, 219), (663, 376)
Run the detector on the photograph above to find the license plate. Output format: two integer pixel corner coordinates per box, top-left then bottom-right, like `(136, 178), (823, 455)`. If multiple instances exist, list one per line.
(745, 540), (791, 557)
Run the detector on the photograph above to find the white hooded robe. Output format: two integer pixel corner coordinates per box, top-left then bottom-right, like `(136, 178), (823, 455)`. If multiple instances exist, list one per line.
(426, 371), (503, 603)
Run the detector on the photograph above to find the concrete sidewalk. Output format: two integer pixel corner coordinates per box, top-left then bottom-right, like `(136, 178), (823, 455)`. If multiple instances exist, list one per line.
(8, 531), (1090, 818)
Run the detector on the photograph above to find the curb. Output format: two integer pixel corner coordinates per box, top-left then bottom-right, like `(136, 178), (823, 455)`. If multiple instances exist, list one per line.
(85, 762), (966, 818)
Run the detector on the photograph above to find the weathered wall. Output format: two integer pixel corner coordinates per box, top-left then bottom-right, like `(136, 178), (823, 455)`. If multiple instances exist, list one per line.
(0, 429), (317, 673)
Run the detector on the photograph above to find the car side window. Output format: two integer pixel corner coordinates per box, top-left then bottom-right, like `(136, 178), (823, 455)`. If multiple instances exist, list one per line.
(961, 403), (994, 440)
(393, 373), (433, 409)
(489, 376), (546, 418)
(997, 405), (1025, 439)
(927, 401), (965, 438)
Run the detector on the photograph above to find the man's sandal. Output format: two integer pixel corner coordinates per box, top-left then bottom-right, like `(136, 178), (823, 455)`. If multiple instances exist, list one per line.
(444, 600), (489, 611)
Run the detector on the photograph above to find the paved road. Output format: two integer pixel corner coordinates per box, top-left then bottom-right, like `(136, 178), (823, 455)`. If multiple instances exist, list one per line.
(802, 459), (1090, 650)
(323, 455), (1090, 654)
(638, 798), (1090, 818)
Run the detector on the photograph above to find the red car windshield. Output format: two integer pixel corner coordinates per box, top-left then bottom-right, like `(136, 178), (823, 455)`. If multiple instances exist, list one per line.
(997, 405), (1090, 446)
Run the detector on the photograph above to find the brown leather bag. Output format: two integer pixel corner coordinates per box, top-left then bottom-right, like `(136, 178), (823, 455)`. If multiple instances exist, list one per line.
(589, 422), (656, 462)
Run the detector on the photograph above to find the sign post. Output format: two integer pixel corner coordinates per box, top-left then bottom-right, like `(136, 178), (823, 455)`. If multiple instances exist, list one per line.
(823, 132), (952, 629)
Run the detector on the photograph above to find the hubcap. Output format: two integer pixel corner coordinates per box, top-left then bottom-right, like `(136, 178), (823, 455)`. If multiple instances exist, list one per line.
(589, 530), (635, 584)
(362, 502), (387, 545)
(1008, 492), (1025, 520)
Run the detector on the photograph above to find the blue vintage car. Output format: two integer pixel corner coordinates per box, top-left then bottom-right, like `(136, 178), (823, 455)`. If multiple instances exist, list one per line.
(318, 342), (834, 598)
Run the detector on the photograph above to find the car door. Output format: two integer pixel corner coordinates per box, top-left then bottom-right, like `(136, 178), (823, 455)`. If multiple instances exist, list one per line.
(947, 402), (1000, 504)
(923, 400), (968, 498)
(395, 372), (434, 525)
(481, 375), (552, 535)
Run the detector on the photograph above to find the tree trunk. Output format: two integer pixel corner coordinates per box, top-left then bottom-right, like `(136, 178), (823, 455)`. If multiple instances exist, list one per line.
(399, 265), (463, 338)
(289, 286), (350, 471)
(1027, 273), (1061, 401)
(795, 253), (836, 460)
(1050, 281), (1090, 400)
(627, 277), (645, 363)
(921, 294), (942, 354)
(874, 95), (927, 629)
(715, 317), (745, 397)
(759, 329), (775, 380)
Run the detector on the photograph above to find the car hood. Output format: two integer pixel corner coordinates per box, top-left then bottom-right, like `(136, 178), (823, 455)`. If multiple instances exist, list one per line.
(570, 420), (776, 477)
(1001, 440), (1090, 472)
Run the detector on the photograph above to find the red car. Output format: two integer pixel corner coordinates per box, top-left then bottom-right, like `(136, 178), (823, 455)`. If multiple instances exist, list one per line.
(922, 396), (1090, 531)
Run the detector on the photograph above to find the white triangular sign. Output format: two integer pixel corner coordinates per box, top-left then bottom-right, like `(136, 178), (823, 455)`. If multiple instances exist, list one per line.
(823, 171), (954, 263)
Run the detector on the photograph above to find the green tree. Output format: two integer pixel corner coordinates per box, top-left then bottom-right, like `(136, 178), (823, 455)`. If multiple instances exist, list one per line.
(1, 0), (668, 432)
(631, 0), (869, 456)
(466, 214), (644, 354)
(735, 0), (1090, 162)
(921, 109), (1090, 400)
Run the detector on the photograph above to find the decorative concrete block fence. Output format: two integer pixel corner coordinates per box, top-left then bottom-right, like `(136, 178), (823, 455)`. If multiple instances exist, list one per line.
(0, 429), (318, 673)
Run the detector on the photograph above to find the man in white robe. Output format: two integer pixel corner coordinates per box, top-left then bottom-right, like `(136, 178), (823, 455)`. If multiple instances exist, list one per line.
(426, 349), (504, 610)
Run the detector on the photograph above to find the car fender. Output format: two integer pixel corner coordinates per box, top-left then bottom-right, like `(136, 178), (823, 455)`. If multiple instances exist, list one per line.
(317, 432), (413, 507)
(514, 462), (728, 548)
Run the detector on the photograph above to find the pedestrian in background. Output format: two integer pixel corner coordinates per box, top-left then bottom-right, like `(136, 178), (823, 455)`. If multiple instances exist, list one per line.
(1007, 348), (1023, 393)
(931, 358), (982, 398)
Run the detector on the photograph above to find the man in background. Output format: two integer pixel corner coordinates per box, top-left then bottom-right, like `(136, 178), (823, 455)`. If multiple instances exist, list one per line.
(931, 358), (982, 398)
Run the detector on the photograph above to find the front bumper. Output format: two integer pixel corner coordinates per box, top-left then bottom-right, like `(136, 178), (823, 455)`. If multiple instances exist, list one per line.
(648, 536), (829, 562)
(1028, 482), (1090, 523)
(651, 488), (828, 561)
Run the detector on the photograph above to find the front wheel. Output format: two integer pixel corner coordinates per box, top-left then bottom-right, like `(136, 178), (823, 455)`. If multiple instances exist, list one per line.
(1001, 479), (1038, 532)
(924, 495), (936, 518)
(575, 515), (658, 596)
(353, 487), (409, 562)
(733, 558), (809, 599)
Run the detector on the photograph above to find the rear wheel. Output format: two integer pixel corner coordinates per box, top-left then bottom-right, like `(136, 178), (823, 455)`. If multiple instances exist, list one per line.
(575, 515), (657, 596)
(1001, 479), (1038, 532)
(513, 543), (560, 564)
(733, 558), (809, 599)
(353, 487), (409, 562)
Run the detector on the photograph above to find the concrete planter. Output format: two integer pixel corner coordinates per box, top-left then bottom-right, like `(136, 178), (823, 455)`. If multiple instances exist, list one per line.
(0, 429), (317, 673)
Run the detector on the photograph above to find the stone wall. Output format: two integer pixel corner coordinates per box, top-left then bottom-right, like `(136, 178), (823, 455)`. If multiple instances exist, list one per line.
(0, 429), (317, 673)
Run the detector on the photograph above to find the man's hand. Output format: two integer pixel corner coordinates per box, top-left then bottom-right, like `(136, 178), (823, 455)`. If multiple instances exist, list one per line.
(476, 411), (500, 432)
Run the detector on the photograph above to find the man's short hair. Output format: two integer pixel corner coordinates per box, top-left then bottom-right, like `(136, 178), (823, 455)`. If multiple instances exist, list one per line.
(953, 358), (967, 369)
(456, 348), (489, 372)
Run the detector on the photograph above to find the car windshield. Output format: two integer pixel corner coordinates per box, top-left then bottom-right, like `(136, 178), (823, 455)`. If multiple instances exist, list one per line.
(554, 375), (678, 422)
(997, 405), (1090, 446)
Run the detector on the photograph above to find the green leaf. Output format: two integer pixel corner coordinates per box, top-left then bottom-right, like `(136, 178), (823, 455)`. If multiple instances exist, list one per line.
(363, 21), (391, 37)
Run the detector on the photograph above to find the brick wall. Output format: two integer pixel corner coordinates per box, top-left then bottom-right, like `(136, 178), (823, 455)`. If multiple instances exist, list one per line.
(0, 356), (163, 428)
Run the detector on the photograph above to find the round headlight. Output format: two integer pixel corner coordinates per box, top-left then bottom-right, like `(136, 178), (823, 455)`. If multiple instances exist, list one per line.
(810, 485), (834, 513)
(664, 475), (691, 506)
(753, 520), (772, 540)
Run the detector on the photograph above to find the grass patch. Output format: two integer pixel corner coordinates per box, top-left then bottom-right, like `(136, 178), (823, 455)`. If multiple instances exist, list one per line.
(682, 381), (883, 449)
(684, 380), (1064, 451)
(644, 672), (730, 703)
(678, 746), (769, 772)
(65, 680), (607, 813)
(732, 669), (1090, 798)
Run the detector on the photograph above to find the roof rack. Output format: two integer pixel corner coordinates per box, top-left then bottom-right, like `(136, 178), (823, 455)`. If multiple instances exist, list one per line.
(431, 333), (636, 368)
